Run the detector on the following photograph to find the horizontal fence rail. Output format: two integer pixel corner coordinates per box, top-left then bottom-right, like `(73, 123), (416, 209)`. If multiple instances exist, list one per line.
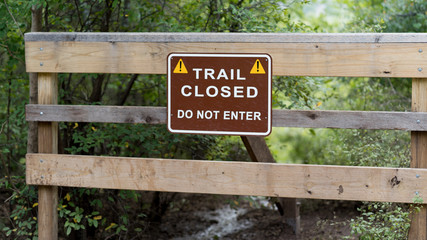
(24, 32), (427, 43)
(27, 153), (427, 203)
(25, 33), (426, 77)
(24, 32), (427, 239)
(27, 104), (427, 131)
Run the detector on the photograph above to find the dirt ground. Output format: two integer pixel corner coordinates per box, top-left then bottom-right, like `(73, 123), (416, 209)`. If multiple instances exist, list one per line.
(0, 190), (359, 239)
(144, 193), (359, 240)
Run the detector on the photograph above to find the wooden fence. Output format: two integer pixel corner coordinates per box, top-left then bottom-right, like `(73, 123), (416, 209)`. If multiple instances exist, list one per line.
(25, 32), (427, 239)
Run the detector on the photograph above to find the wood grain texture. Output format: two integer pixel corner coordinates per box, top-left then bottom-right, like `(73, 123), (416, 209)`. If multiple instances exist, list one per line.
(241, 136), (275, 163)
(26, 105), (166, 124)
(24, 32), (427, 43)
(272, 109), (427, 130)
(27, 153), (427, 203)
(26, 104), (427, 131)
(409, 78), (427, 240)
(37, 74), (58, 154)
(35, 73), (58, 240)
(25, 41), (426, 77)
(37, 73), (57, 105)
(241, 136), (300, 234)
(37, 186), (58, 240)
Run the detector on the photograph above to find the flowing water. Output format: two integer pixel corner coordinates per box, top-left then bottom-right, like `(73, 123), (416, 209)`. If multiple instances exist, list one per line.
(172, 196), (275, 239)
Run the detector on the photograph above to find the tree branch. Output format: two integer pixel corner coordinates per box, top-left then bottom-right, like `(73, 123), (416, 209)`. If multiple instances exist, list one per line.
(117, 74), (138, 106)
(3, 0), (23, 37)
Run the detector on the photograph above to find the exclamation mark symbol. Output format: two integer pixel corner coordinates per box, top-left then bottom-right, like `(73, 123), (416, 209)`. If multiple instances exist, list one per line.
(173, 59), (188, 74)
(250, 59), (266, 74)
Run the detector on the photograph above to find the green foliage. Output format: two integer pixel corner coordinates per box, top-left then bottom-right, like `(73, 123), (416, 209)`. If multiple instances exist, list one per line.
(1, 0), (423, 239)
(289, 0), (355, 32)
(325, 78), (412, 238)
(345, 0), (426, 32)
(273, 76), (327, 109)
(1, 176), (38, 240)
(157, 0), (312, 33)
(0, 2), (37, 232)
(274, 1), (421, 237)
(332, 0), (424, 235)
(0, 0), (32, 176)
(64, 122), (219, 160)
(55, 188), (146, 238)
(333, 129), (411, 168)
(204, 136), (250, 162)
(59, 191), (101, 236)
(347, 202), (414, 239)
(0, 1), (319, 237)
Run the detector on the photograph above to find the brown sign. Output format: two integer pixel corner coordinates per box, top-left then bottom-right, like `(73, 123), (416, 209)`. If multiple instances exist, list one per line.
(167, 53), (272, 136)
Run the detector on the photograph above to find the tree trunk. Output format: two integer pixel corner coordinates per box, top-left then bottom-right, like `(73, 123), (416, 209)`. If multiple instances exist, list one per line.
(27, 6), (43, 154)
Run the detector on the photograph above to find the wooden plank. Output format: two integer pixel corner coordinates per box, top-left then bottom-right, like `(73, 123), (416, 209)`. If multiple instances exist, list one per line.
(24, 32), (427, 43)
(282, 198), (301, 235)
(26, 104), (427, 131)
(25, 41), (426, 78)
(241, 136), (300, 235)
(241, 136), (275, 163)
(272, 109), (427, 130)
(35, 73), (58, 240)
(26, 105), (166, 124)
(409, 78), (427, 239)
(27, 153), (427, 204)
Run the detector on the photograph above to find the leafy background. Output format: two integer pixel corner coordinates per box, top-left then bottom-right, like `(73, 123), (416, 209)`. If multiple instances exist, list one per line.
(0, 0), (426, 239)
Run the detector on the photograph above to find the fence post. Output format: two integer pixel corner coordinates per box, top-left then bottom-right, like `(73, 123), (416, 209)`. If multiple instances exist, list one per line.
(409, 78), (427, 240)
(37, 73), (58, 240)
(241, 136), (300, 235)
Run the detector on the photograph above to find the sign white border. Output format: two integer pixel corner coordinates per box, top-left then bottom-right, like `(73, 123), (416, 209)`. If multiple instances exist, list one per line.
(167, 53), (272, 136)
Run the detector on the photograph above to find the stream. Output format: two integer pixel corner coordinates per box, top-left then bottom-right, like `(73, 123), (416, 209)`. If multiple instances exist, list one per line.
(172, 197), (275, 239)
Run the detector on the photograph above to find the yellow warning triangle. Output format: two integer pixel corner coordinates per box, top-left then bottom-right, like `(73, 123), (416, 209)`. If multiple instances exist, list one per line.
(250, 59), (266, 74)
(173, 59), (188, 74)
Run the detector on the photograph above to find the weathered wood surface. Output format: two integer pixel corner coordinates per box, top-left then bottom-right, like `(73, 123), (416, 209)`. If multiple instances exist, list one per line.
(26, 105), (166, 124)
(24, 32), (427, 43)
(25, 38), (426, 78)
(272, 109), (427, 130)
(26, 104), (427, 131)
(25, 33), (427, 77)
(241, 136), (276, 163)
(241, 136), (300, 234)
(27, 153), (427, 203)
(36, 73), (58, 240)
(409, 78), (427, 240)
